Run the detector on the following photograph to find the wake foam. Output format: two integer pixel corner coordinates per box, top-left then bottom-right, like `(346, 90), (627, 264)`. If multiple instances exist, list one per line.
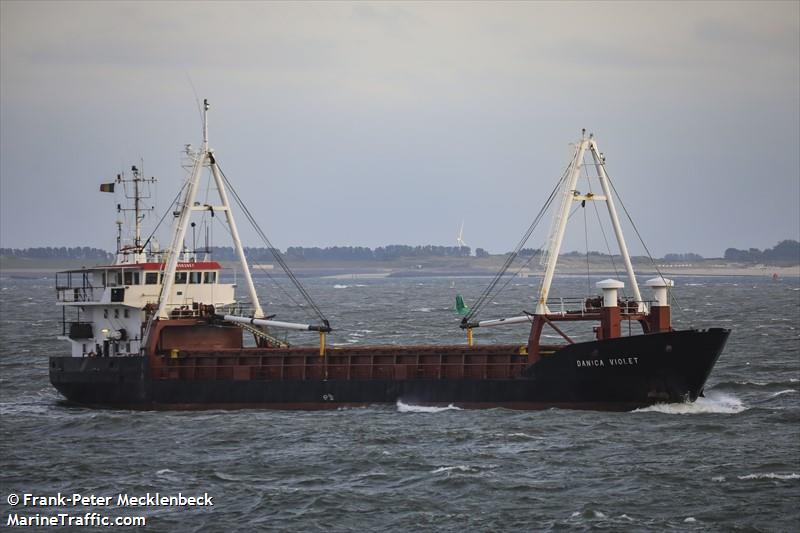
(633, 392), (746, 415)
(738, 473), (799, 480)
(396, 400), (462, 413)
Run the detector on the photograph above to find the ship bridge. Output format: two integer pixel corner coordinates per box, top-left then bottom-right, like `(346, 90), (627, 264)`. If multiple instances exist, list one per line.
(56, 261), (235, 358)
(56, 261), (232, 308)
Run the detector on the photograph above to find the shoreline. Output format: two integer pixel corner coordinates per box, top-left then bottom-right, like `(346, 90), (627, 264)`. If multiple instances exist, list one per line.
(2, 265), (798, 278)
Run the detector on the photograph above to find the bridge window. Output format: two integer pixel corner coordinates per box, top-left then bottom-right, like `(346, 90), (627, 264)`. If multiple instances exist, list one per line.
(145, 272), (159, 285)
(189, 271), (202, 284)
(175, 272), (187, 284)
(204, 272), (217, 284)
(123, 271), (140, 285)
(106, 270), (122, 287)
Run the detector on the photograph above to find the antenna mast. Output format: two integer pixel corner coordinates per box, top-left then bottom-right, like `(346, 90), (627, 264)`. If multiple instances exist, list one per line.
(114, 165), (156, 263)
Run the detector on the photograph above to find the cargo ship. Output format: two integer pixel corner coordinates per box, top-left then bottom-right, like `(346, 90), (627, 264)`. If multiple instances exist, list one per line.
(50, 102), (729, 410)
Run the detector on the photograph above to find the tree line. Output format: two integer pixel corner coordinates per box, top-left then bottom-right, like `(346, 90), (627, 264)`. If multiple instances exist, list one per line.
(3, 240), (798, 264)
(723, 240), (799, 263)
(0, 247), (114, 260)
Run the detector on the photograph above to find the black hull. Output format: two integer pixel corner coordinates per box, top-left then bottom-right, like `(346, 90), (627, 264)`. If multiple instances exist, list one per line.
(49, 329), (729, 411)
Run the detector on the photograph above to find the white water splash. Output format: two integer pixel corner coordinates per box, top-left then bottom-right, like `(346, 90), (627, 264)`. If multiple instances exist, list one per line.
(711, 476), (726, 483)
(431, 465), (475, 474)
(333, 284), (349, 289)
(396, 400), (461, 413)
(633, 392), (746, 415)
(738, 473), (799, 480)
(684, 517), (697, 523)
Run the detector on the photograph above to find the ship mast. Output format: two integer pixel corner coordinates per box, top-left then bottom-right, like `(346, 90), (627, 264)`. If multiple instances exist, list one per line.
(155, 99), (264, 319)
(535, 132), (644, 314)
(113, 164), (156, 264)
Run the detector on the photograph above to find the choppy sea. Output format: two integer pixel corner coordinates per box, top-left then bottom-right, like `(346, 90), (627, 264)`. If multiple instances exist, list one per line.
(1, 273), (798, 531)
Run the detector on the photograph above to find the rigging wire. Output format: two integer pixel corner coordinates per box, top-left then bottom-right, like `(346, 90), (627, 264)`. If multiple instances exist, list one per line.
(140, 180), (189, 253)
(583, 198), (590, 294)
(214, 161), (328, 325)
(581, 158), (592, 294)
(602, 166), (685, 315)
(473, 202), (583, 324)
(462, 168), (568, 323)
(212, 217), (316, 322)
(587, 178), (624, 295)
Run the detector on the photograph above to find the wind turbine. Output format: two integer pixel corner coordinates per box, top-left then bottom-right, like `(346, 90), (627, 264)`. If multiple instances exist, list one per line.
(457, 220), (468, 249)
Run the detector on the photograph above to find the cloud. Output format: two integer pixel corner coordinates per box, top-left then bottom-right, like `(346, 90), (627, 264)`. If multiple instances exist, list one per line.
(1, 1), (797, 254)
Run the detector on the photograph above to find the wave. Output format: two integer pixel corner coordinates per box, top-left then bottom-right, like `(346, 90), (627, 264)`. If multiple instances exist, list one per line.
(213, 471), (241, 481)
(396, 400), (462, 413)
(737, 473), (799, 480)
(430, 465), (476, 474)
(713, 380), (800, 391)
(770, 389), (797, 398)
(570, 510), (607, 519)
(633, 392), (746, 415)
(333, 284), (349, 289)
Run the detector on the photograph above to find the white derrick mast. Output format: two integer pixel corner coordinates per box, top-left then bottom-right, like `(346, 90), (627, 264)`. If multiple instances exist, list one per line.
(155, 100), (263, 319)
(535, 133), (644, 315)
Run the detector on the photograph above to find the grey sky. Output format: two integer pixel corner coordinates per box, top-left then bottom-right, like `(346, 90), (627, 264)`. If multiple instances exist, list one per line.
(1, 1), (798, 257)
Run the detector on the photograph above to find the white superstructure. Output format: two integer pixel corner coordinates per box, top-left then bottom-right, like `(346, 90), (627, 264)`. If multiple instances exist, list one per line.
(56, 260), (236, 357)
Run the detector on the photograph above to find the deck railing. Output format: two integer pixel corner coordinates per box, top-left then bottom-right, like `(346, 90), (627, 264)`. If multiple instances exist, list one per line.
(57, 286), (103, 302)
(544, 297), (654, 317)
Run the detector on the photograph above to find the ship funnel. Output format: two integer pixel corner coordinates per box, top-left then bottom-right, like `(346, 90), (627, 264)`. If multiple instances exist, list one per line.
(596, 279), (624, 307)
(646, 277), (674, 307)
